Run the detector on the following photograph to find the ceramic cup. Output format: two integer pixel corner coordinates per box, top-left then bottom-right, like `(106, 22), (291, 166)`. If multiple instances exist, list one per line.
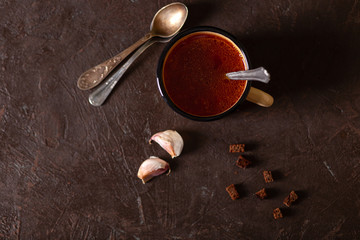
(157, 26), (273, 121)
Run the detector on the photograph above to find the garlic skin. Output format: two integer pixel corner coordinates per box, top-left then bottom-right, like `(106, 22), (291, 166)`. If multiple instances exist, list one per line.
(149, 130), (184, 158)
(137, 156), (171, 184)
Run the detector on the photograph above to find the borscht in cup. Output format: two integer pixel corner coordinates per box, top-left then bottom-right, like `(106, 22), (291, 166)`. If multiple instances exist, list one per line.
(156, 26), (273, 121)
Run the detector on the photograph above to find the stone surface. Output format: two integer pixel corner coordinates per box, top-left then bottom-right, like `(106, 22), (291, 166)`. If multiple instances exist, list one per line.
(1, 0), (360, 239)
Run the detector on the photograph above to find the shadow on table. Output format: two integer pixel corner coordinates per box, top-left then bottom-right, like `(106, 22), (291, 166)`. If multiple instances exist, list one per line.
(183, 0), (218, 28)
(241, 154), (260, 168)
(266, 187), (281, 199)
(271, 169), (285, 181)
(281, 207), (296, 217)
(293, 189), (308, 205)
(234, 183), (250, 198)
(179, 129), (207, 156)
(236, 29), (359, 100)
(244, 141), (260, 152)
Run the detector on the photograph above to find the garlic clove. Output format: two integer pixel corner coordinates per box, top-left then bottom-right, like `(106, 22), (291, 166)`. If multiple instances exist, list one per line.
(149, 130), (184, 158)
(137, 156), (171, 184)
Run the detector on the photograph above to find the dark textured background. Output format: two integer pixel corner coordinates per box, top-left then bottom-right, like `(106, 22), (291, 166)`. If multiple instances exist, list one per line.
(1, 0), (360, 239)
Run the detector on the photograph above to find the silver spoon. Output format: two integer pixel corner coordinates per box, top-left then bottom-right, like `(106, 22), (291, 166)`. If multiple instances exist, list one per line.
(77, 2), (188, 90)
(89, 37), (171, 106)
(226, 67), (270, 83)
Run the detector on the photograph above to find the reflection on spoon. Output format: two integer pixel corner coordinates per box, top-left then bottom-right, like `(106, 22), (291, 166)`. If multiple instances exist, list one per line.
(77, 2), (188, 90)
(226, 67), (270, 83)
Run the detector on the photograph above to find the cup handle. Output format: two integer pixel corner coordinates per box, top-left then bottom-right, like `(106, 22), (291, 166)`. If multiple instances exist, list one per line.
(246, 87), (274, 107)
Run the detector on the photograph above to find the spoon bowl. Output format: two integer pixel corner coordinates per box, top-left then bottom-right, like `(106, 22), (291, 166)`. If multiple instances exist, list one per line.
(77, 2), (188, 90)
(151, 3), (188, 37)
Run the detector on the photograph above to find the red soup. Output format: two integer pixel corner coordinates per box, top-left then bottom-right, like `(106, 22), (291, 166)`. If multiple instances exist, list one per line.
(162, 31), (248, 117)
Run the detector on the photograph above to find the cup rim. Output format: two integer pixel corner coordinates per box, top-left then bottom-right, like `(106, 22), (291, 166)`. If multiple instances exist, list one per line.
(156, 26), (252, 121)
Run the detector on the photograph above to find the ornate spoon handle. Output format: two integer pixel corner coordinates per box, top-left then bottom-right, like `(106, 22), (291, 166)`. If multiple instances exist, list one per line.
(88, 39), (156, 106)
(77, 33), (152, 90)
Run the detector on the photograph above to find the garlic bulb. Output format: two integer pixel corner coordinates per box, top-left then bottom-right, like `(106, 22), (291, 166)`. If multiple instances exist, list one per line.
(149, 130), (184, 158)
(137, 156), (170, 184)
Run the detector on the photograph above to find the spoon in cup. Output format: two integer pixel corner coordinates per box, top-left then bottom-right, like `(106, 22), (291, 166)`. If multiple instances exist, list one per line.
(77, 2), (188, 90)
(226, 67), (270, 83)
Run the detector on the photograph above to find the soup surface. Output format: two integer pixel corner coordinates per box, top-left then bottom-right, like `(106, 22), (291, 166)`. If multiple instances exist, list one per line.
(162, 31), (247, 117)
